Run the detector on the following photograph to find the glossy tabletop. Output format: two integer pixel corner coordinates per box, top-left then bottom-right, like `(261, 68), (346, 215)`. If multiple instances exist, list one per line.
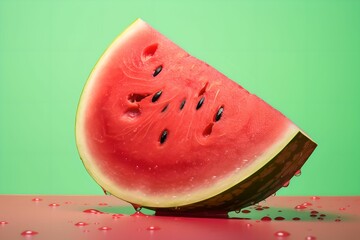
(0, 195), (359, 240)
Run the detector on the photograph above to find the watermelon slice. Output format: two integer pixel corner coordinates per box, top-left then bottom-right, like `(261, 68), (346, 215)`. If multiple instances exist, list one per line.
(75, 19), (317, 213)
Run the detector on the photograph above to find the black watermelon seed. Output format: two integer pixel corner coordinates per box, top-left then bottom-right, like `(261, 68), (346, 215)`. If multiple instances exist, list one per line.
(214, 106), (224, 121)
(159, 129), (168, 144)
(152, 90), (162, 102)
(161, 104), (168, 112)
(180, 99), (186, 110)
(196, 96), (205, 110)
(153, 65), (163, 77)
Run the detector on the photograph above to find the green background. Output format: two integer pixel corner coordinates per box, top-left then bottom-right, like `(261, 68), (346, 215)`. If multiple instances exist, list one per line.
(0, 0), (359, 196)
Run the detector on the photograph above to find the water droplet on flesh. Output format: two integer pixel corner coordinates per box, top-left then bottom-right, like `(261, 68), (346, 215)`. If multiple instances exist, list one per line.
(32, 197), (42, 202)
(75, 222), (89, 227)
(21, 230), (38, 236)
(339, 207), (346, 211)
(98, 202), (108, 206)
(311, 196), (320, 200)
(274, 231), (290, 237)
(0, 221), (9, 225)
(306, 236), (317, 240)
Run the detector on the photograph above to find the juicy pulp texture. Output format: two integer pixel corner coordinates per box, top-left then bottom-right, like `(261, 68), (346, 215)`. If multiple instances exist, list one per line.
(76, 19), (304, 208)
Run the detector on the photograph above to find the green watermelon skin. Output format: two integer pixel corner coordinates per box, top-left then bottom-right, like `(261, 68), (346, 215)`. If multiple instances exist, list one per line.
(76, 19), (317, 211)
(155, 132), (316, 213)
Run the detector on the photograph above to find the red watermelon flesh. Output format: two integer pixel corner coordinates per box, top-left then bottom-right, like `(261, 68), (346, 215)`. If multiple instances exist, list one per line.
(76, 19), (317, 211)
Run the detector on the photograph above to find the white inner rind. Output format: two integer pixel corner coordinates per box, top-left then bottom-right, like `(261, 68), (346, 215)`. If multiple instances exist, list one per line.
(76, 19), (301, 208)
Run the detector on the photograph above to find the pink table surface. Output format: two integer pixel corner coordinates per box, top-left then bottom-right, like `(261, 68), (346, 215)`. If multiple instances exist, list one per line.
(0, 195), (359, 240)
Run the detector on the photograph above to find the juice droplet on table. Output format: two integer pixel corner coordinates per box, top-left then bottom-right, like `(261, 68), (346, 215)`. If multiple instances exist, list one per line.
(98, 226), (112, 231)
(283, 181), (290, 187)
(295, 169), (301, 177)
(146, 226), (161, 231)
(131, 211), (147, 217)
(261, 216), (272, 221)
(131, 203), (146, 216)
(302, 202), (313, 206)
(83, 209), (103, 214)
(75, 222), (89, 227)
(49, 203), (60, 207)
(131, 203), (142, 212)
(112, 214), (124, 219)
(21, 230), (38, 236)
(274, 231), (290, 237)
(295, 205), (307, 210)
(101, 187), (111, 195)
